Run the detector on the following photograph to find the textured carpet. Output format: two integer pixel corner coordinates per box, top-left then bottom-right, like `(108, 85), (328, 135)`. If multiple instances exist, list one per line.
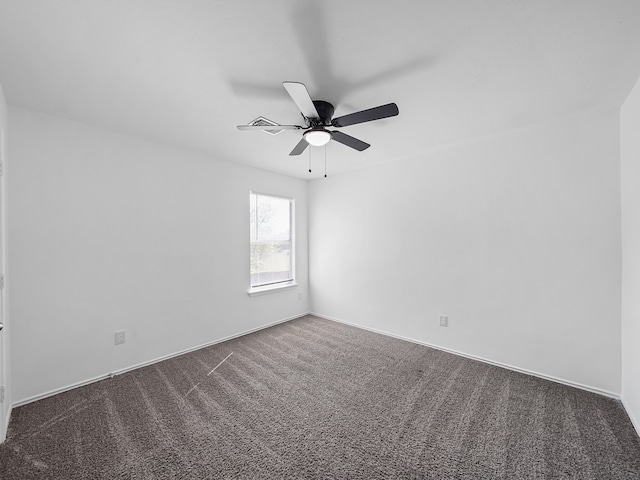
(1, 315), (639, 479)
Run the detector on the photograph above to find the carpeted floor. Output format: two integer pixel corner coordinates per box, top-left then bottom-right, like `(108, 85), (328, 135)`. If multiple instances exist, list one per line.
(1, 315), (639, 479)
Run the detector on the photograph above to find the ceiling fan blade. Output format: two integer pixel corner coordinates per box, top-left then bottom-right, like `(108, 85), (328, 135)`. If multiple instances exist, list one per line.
(283, 81), (320, 119)
(332, 103), (399, 127)
(289, 138), (309, 156)
(237, 124), (303, 131)
(330, 131), (370, 151)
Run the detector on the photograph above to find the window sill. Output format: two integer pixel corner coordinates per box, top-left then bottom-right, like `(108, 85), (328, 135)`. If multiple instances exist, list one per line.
(248, 282), (298, 297)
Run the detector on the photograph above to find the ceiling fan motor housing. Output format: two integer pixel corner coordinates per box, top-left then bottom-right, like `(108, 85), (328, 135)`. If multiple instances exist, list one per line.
(311, 100), (335, 126)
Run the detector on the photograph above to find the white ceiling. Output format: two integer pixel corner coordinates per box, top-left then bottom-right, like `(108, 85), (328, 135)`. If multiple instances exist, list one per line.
(1, 1), (639, 179)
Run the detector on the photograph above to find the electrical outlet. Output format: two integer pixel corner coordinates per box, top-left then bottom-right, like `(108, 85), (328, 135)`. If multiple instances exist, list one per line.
(439, 315), (448, 327)
(114, 330), (126, 345)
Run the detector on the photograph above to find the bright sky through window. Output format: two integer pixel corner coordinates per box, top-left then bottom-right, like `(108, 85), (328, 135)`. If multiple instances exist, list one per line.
(250, 193), (293, 289)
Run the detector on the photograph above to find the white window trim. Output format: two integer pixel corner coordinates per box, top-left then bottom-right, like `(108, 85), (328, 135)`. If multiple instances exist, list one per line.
(248, 191), (296, 296)
(247, 280), (298, 297)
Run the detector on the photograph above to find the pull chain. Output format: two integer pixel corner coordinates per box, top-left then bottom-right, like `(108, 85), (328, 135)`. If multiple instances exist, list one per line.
(308, 146), (312, 173)
(324, 145), (327, 178)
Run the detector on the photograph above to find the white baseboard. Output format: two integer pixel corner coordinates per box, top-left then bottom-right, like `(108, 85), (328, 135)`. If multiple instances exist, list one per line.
(621, 396), (640, 438)
(0, 405), (11, 443)
(311, 312), (620, 400)
(12, 310), (628, 415)
(13, 312), (311, 409)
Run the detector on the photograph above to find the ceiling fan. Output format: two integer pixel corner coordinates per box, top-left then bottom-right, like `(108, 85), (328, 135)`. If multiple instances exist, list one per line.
(237, 82), (399, 156)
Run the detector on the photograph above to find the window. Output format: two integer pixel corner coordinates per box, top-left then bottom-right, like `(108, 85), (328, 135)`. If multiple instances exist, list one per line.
(249, 192), (294, 292)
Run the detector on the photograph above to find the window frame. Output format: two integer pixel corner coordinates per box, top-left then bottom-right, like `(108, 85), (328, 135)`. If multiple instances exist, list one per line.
(248, 191), (297, 296)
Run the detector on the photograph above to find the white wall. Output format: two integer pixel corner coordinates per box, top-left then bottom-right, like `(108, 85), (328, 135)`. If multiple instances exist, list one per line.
(8, 106), (309, 404)
(0, 82), (10, 442)
(5, 99), (631, 410)
(310, 108), (622, 394)
(621, 76), (640, 433)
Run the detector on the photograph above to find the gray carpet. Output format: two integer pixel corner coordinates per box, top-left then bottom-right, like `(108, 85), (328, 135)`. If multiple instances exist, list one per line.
(1, 315), (639, 479)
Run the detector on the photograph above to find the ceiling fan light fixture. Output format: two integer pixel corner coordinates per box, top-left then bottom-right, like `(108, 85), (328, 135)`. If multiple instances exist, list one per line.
(304, 129), (332, 146)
